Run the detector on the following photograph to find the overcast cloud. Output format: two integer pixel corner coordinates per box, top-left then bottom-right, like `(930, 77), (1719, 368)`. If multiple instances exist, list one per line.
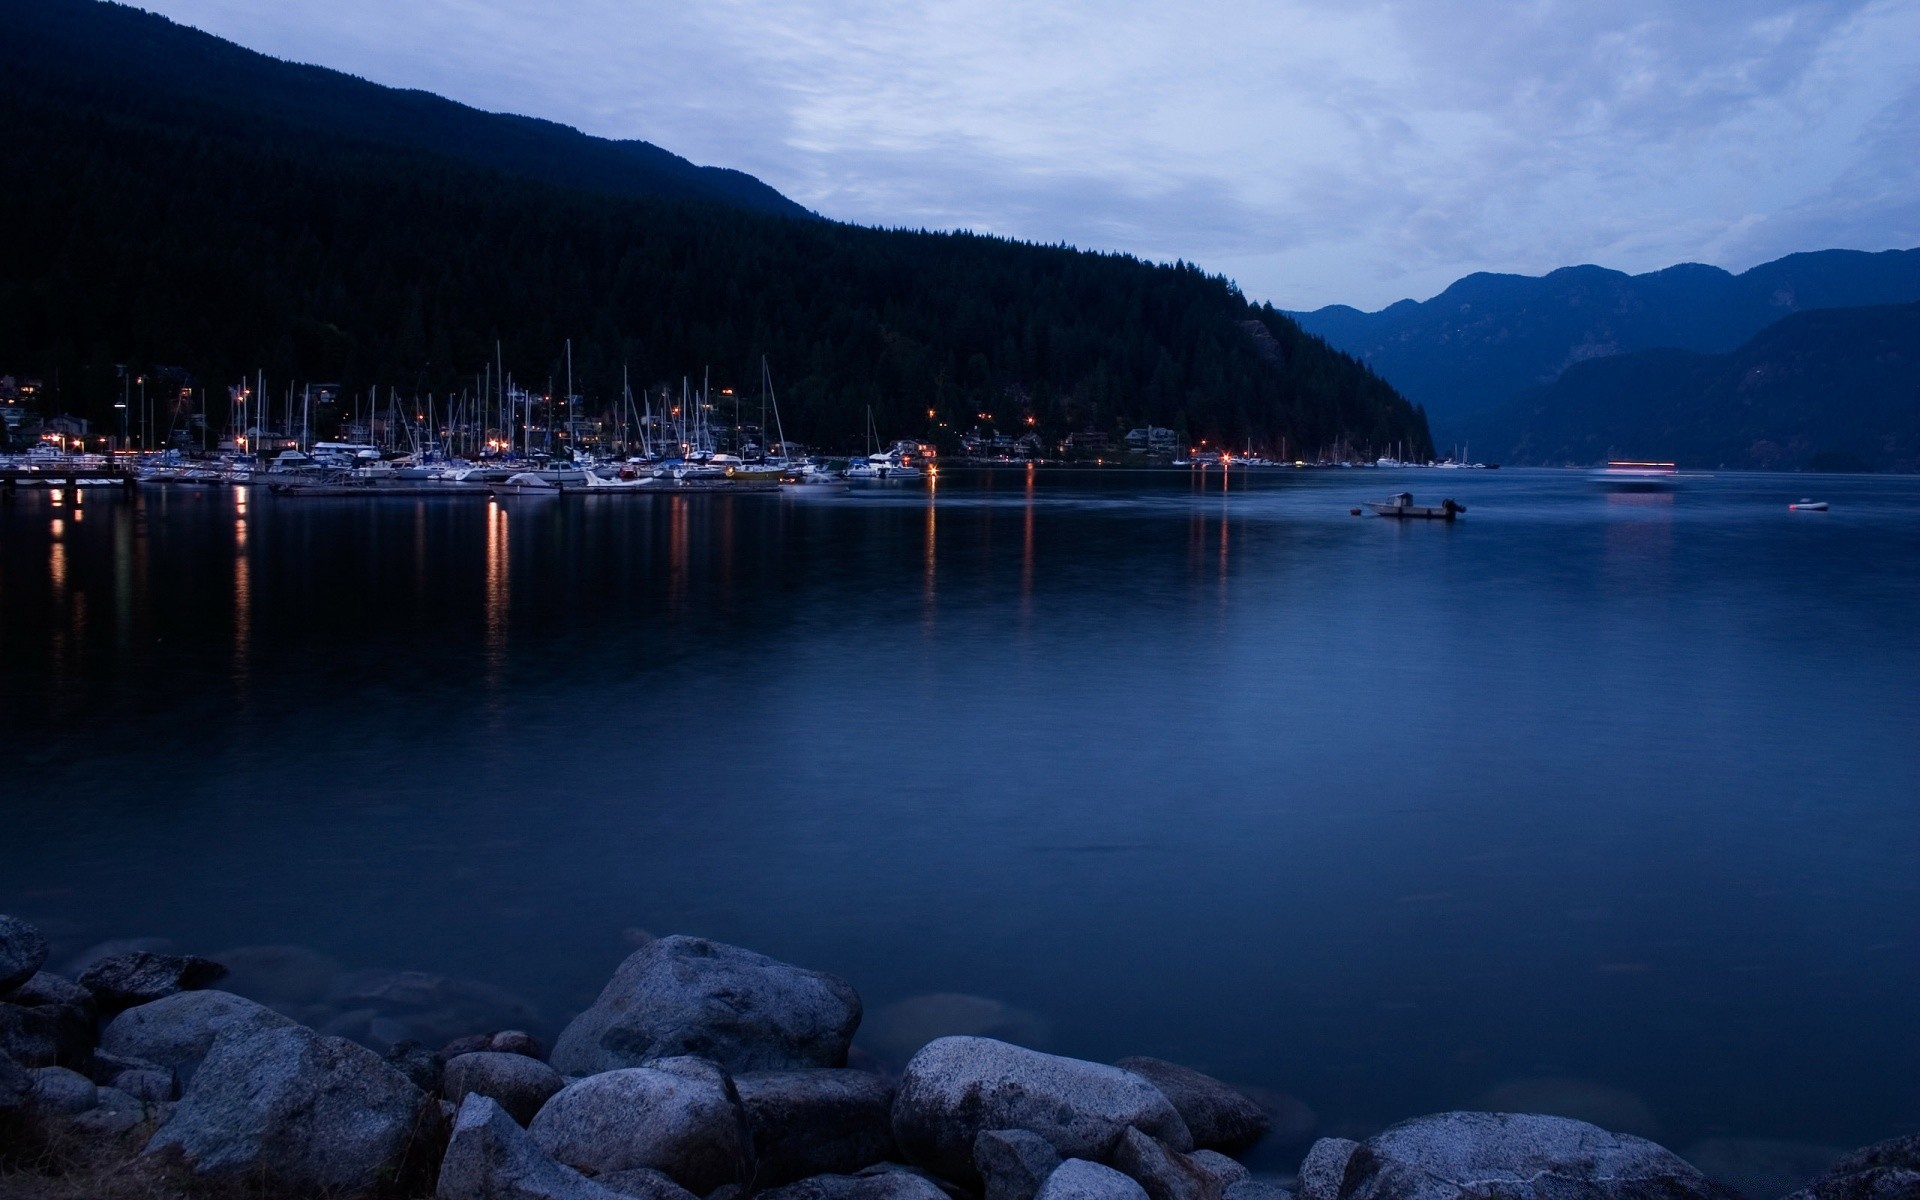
(134, 0), (1920, 309)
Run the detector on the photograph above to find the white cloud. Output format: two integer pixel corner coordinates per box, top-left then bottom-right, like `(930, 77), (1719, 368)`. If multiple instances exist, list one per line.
(135, 0), (1919, 308)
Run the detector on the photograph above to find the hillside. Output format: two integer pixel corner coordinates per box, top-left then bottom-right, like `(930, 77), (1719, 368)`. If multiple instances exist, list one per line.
(0, 0), (1428, 459)
(1454, 303), (1920, 472)
(1292, 250), (1920, 437)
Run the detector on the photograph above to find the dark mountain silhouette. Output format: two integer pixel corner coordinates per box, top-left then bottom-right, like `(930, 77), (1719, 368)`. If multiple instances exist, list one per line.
(1292, 250), (1920, 437)
(1455, 302), (1920, 472)
(0, 0), (1427, 458)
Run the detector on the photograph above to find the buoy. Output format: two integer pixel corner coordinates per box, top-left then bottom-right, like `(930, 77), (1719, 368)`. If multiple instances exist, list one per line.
(1350, 507), (1362, 516)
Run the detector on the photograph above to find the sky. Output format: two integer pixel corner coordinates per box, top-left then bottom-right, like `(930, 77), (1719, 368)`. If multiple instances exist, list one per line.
(135, 0), (1920, 311)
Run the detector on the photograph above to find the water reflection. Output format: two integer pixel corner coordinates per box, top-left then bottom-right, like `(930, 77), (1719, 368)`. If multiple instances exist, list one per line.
(923, 484), (938, 631)
(484, 500), (509, 684)
(1021, 465), (1036, 625)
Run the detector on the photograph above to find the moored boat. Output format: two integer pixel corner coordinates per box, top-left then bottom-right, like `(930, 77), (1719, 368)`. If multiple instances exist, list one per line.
(1788, 499), (1828, 511)
(1366, 492), (1464, 520)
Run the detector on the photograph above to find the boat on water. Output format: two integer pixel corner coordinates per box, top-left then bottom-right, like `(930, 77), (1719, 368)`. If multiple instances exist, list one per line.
(1788, 499), (1829, 511)
(1366, 492), (1464, 520)
(1588, 460), (1693, 491)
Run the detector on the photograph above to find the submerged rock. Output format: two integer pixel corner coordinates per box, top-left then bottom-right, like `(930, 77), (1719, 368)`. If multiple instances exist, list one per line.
(1783, 1133), (1920, 1200)
(438, 1093), (636, 1200)
(77, 951), (228, 1011)
(100, 989), (293, 1086)
(1038, 1159), (1153, 1200)
(976, 1128), (1063, 1200)
(1477, 1077), (1661, 1139)
(444, 1051), (565, 1126)
(328, 968), (542, 1049)
(737, 1068), (898, 1187)
(892, 1036), (1192, 1185)
(212, 943), (341, 1007)
(527, 1058), (745, 1193)
(863, 993), (1052, 1067)
(1682, 1137), (1847, 1200)
(146, 1014), (436, 1196)
(1116, 1057), (1273, 1152)
(0, 915), (50, 996)
(1332, 1111), (1712, 1200)
(551, 936), (862, 1077)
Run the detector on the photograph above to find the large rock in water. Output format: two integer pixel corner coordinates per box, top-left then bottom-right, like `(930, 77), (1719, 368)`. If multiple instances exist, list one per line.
(528, 1057), (746, 1193)
(101, 990), (294, 1086)
(1037, 1160), (1152, 1200)
(1114, 1058), (1272, 1152)
(438, 1093), (639, 1200)
(0, 915), (50, 996)
(1783, 1133), (1920, 1200)
(551, 936), (862, 1076)
(443, 1051), (565, 1126)
(736, 1068), (898, 1187)
(78, 951), (227, 1011)
(892, 1036), (1192, 1186)
(146, 1014), (436, 1196)
(1329, 1112), (1714, 1200)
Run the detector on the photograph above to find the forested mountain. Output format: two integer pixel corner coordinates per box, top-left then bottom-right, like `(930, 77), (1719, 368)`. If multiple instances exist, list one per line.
(0, 0), (1428, 459)
(1454, 303), (1920, 472)
(1292, 250), (1920, 436)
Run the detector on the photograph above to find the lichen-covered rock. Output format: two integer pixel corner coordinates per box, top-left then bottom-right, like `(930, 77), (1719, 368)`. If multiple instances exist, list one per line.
(737, 1068), (898, 1187)
(552, 936), (861, 1077)
(77, 951), (227, 1011)
(146, 1015), (436, 1196)
(892, 1037), (1191, 1186)
(1297, 1138), (1359, 1200)
(0, 916), (50, 997)
(444, 1051), (565, 1126)
(1782, 1133), (1920, 1200)
(1038, 1160), (1153, 1200)
(1334, 1112), (1713, 1200)
(977, 1129), (1064, 1200)
(1115, 1059), (1272, 1153)
(100, 989), (292, 1085)
(528, 1058), (745, 1193)
(438, 1093), (636, 1200)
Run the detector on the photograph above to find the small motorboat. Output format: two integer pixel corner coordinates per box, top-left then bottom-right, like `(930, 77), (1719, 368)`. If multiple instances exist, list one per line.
(1366, 492), (1465, 520)
(1788, 499), (1828, 511)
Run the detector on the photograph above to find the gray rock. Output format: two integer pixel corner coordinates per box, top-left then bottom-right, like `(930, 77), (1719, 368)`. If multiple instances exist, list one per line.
(759, 1171), (952, 1200)
(1296, 1139), (1358, 1200)
(438, 1093), (635, 1200)
(110, 1067), (176, 1103)
(1110, 1126), (1230, 1200)
(977, 1128), (1064, 1200)
(146, 1015), (435, 1196)
(77, 951), (228, 1011)
(594, 1167), (701, 1200)
(212, 944), (341, 1006)
(0, 916), (51, 996)
(28, 1065), (100, 1114)
(72, 1085), (152, 1136)
(552, 936), (861, 1077)
(391, 1039), (448, 1093)
(1682, 1138), (1847, 1200)
(1116, 1059), (1272, 1152)
(863, 994), (1052, 1067)
(893, 1036), (1193, 1185)
(1222, 1181), (1291, 1200)
(445, 1051), (566, 1126)
(9, 971), (94, 1012)
(1334, 1112), (1713, 1200)
(492, 1029), (548, 1059)
(0, 999), (91, 1068)
(1039, 1160), (1153, 1200)
(1188, 1152), (1251, 1190)
(737, 1068), (898, 1187)
(527, 1058), (746, 1193)
(100, 989), (292, 1086)
(1783, 1133), (1920, 1200)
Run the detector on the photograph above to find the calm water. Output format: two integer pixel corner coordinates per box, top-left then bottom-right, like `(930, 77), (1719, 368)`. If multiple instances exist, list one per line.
(2, 469), (1916, 1157)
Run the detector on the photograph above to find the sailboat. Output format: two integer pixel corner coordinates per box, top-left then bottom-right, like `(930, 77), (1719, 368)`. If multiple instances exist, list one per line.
(845, 407), (922, 481)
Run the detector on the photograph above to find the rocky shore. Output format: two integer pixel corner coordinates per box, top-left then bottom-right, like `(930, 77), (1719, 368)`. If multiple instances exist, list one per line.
(1, 916), (1913, 1200)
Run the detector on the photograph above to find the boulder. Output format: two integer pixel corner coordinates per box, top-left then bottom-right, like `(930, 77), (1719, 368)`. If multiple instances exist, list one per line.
(438, 1093), (637, 1200)
(1221, 1182), (1290, 1200)
(1187, 1152), (1250, 1190)
(100, 989), (292, 1085)
(444, 1051), (566, 1126)
(8, 971), (94, 1013)
(73, 1086), (152, 1137)
(0, 999), (91, 1068)
(864, 994), (1052, 1067)
(391, 1039), (448, 1093)
(551, 936), (861, 1077)
(1681, 1138), (1847, 1200)
(1297, 1138), (1358, 1200)
(1038, 1160), (1153, 1200)
(146, 1014), (436, 1196)
(445, 1034), (497, 1060)
(0, 916), (50, 996)
(1332, 1111), (1713, 1200)
(1110, 1126), (1239, 1200)
(212, 944), (341, 1007)
(594, 1167), (701, 1200)
(737, 1068), (898, 1187)
(1783, 1133), (1920, 1200)
(893, 1037), (1192, 1185)
(77, 951), (227, 1011)
(759, 1171), (952, 1200)
(1477, 1078), (1661, 1139)
(493, 1030), (548, 1059)
(27, 1065), (99, 1114)
(527, 1058), (746, 1193)
(977, 1128), (1063, 1200)
(1116, 1058), (1272, 1152)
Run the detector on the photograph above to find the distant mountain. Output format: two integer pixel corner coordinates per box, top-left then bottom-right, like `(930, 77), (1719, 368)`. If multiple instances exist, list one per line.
(1454, 302), (1920, 472)
(1292, 250), (1920, 435)
(0, 0), (1428, 458)
(7, 0), (811, 219)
